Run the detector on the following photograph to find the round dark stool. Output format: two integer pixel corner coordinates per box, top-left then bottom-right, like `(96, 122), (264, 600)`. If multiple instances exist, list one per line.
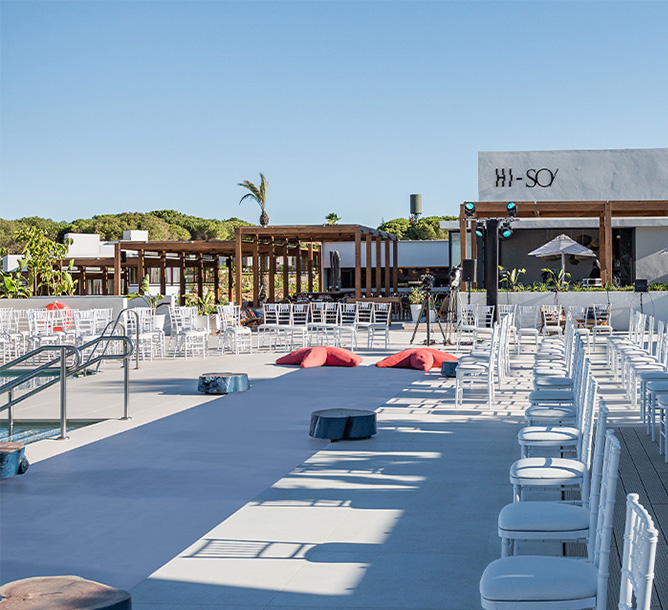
(198, 373), (250, 394)
(0, 575), (131, 609)
(310, 408), (376, 440)
(0, 442), (29, 480)
(441, 360), (459, 377)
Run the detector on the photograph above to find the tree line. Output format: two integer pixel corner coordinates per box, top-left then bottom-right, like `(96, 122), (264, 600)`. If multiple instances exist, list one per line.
(0, 211), (458, 255)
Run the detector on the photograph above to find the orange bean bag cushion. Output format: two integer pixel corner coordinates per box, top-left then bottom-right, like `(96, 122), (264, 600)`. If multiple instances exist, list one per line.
(275, 346), (362, 368)
(376, 348), (458, 371)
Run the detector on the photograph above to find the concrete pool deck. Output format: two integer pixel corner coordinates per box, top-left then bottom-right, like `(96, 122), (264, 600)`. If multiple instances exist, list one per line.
(0, 328), (659, 609)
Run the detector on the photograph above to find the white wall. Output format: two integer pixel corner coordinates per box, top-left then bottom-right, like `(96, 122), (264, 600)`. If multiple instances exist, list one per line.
(463, 291), (668, 330)
(0, 296), (128, 318)
(478, 148), (668, 202)
(65, 233), (115, 258)
(322, 240), (449, 268)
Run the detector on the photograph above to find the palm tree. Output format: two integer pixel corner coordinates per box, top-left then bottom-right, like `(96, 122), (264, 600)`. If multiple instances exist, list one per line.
(238, 173), (269, 227)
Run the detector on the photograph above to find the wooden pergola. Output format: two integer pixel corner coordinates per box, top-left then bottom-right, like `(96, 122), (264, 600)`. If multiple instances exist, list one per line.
(458, 200), (668, 286)
(234, 225), (398, 305)
(64, 224), (398, 305)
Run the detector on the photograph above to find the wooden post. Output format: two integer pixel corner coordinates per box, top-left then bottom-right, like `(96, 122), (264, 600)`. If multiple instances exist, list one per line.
(269, 239), (276, 302)
(318, 245), (324, 293)
(392, 239), (399, 294)
(354, 230), (362, 299)
(604, 201), (613, 285)
(599, 213), (607, 285)
(375, 236), (382, 295)
(179, 253), (186, 304)
(252, 236), (259, 306)
(282, 243), (289, 300)
(78, 267), (86, 295)
(113, 243), (121, 295)
(102, 267), (109, 295)
(137, 250), (144, 287)
(235, 228), (242, 306)
(365, 234), (372, 297)
(307, 242), (314, 292)
(385, 238), (391, 295)
(213, 255), (220, 302)
(197, 253), (204, 298)
(228, 258), (233, 302)
(159, 252), (167, 295)
(296, 245), (302, 294)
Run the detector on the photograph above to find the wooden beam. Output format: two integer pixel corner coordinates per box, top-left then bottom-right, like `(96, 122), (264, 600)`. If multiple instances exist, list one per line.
(228, 258), (233, 303)
(354, 230), (362, 299)
(365, 234), (372, 297)
(113, 242), (121, 295)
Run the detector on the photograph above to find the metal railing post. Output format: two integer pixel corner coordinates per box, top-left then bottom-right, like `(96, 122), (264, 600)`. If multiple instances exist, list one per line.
(7, 389), (14, 438)
(58, 346), (68, 440)
(122, 357), (130, 420)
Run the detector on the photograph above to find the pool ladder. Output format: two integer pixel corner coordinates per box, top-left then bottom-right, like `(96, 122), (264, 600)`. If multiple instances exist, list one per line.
(0, 334), (134, 441)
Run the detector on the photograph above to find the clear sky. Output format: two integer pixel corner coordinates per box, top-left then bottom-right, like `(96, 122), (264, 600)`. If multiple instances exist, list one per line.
(1, 0), (667, 228)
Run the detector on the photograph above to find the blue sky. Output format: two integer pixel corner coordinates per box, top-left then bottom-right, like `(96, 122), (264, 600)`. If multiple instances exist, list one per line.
(1, 0), (667, 228)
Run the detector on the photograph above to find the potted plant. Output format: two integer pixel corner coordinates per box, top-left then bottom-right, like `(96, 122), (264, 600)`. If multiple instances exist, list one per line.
(128, 274), (166, 330)
(408, 287), (425, 322)
(185, 291), (217, 333)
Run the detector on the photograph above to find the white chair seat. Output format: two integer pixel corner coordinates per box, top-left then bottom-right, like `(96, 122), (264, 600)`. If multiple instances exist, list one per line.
(518, 426), (579, 445)
(480, 556), (597, 603)
(525, 405), (576, 422)
(639, 370), (668, 382)
(510, 456), (586, 486)
(528, 389), (575, 403)
(498, 501), (589, 533)
(533, 376), (573, 389)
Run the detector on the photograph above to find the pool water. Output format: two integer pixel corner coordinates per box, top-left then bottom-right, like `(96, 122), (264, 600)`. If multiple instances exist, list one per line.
(0, 421), (100, 444)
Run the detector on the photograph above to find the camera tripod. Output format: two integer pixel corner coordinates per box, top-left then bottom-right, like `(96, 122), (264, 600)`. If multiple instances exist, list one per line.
(440, 283), (460, 345)
(410, 289), (447, 345)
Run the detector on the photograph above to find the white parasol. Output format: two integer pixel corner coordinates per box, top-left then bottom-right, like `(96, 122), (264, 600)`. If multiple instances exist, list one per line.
(528, 234), (597, 276)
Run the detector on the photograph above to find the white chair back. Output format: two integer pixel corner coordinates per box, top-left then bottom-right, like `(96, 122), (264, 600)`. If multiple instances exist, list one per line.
(372, 302), (391, 325)
(516, 305), (539, 329)
(290, 303), (310, 327)
(618, 493), (659, 610)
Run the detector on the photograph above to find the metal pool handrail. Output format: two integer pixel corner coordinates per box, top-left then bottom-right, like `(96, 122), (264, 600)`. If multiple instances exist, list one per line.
(1, 335), (134, 441)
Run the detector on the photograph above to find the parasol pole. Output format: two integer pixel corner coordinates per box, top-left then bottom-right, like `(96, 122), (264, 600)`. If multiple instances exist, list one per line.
(561, 252), (566, 277)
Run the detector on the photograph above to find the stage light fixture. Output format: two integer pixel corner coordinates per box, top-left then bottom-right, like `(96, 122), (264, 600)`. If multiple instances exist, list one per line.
(475, 221), (485, 237)
(464, 202), (476, 217)
(506, 201), (517, 217)
(499, 221), (513, 240)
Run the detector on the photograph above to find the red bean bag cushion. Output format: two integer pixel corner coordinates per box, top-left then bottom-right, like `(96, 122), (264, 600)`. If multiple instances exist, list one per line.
(275, 346), (362, 368)
(376, 348), (458, 370)
(409, 350), (434, 371)
(324, 346), (363, 367)
(275, 346), (328, 368)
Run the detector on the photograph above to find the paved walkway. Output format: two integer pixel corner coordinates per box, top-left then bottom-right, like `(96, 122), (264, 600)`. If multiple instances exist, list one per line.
(1, 328), (666, 609)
